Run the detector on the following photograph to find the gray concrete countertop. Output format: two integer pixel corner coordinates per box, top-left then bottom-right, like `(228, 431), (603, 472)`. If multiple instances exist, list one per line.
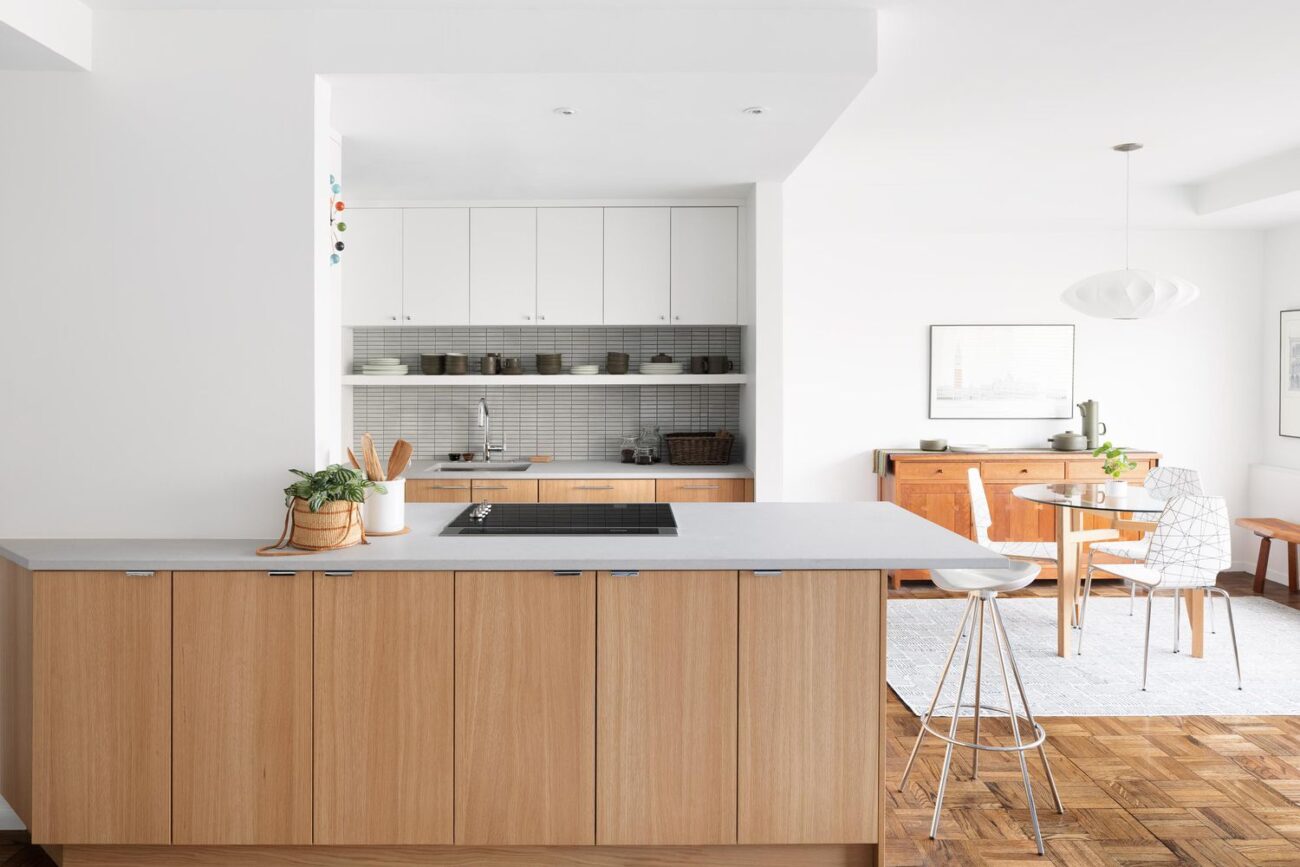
(404, 459), (753, 480)
(0, 502), (1003, 573)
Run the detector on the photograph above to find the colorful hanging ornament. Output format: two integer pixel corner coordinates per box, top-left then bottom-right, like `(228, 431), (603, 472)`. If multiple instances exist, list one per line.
(328, 176), (347, 266)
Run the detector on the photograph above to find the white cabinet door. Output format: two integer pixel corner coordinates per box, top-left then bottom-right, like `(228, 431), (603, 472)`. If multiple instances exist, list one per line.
(470, 208), (537, 325)
(603, 208), (669, 325)
(343, 208), (404, 326)
(536, 208), (603, 325)
(403, 208), (470, 325)
(670, 207), (738, 325)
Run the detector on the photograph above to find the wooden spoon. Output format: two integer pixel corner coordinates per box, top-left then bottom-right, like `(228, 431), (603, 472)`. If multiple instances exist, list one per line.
(346, 448), (361, 470)
(360, 433), (385, 482)
(387, 438), (413, 481)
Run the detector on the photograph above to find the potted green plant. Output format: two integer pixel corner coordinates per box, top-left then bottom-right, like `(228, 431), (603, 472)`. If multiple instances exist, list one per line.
(1091, 441), (1136, 497)
(259, 465), (384, 555)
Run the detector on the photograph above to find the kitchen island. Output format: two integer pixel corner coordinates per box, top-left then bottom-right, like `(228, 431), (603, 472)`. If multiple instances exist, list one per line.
(0, 502), (1001, 867)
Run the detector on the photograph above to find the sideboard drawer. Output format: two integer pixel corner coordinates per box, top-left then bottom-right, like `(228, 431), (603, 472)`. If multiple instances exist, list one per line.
(981, 461), (1065, 481)
(1065, 460), (1151, 481)
(894, 461), (979, 481)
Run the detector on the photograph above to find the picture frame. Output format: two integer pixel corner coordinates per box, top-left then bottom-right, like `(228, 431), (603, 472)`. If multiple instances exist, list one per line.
(1281, 309), (1300, 438)
(929, 324), (1075, 419)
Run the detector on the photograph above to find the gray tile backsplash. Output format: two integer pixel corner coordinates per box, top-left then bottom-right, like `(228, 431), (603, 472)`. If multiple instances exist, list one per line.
(350, 327), (743, 462)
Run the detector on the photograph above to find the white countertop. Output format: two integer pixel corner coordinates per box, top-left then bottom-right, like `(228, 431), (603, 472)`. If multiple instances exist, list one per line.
(0, 502), (1004, 573)
(405, 459), (753, 480)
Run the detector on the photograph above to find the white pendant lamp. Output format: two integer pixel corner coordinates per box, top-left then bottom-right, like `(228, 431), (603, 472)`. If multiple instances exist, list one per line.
(1062, 143), (1199, 319)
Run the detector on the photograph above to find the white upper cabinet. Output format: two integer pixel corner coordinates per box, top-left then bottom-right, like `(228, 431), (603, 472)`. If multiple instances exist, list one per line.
(470, 208), (537, 325)
(603, 208), (670, 325)
(536, 208), (603, 325)
(402, 208), (470, 325)
(342, 208), (403, 326)
(670, 207), (738, 325)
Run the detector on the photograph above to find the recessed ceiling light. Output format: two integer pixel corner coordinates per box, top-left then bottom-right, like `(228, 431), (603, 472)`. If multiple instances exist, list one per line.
(553, 106), (578, 116)
(741, 106), (768, 116)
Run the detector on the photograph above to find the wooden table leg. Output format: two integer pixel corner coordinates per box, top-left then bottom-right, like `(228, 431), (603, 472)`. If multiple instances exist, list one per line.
(1056, 506), (1076, 658)
(1290, 543), (1298, 592)
(1253, 535), (1272, 593)
(1185, 589), (1205, 658)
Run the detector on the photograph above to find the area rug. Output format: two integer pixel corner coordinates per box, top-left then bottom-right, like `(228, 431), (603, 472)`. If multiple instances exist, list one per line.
(887, 596), (1300, 717)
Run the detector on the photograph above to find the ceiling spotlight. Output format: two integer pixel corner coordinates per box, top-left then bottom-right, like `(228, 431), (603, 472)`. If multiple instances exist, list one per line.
(741, 106), (768, 116)
(553, 106), (578, 116)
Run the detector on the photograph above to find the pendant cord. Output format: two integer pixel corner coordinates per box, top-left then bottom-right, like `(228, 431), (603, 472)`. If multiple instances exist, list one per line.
(1124, 150), (1131, 270)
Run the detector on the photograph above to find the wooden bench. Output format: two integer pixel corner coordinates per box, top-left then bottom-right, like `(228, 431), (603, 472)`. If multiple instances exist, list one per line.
(1237, 517), (1300, 593)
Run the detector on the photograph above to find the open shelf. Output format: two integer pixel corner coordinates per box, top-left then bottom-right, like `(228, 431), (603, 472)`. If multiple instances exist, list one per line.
(343, 373), (748, 387)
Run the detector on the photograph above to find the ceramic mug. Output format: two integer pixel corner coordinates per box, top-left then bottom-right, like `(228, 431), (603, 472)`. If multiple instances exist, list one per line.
(707, 355), (734, 373)
(690, 356), (709, 374)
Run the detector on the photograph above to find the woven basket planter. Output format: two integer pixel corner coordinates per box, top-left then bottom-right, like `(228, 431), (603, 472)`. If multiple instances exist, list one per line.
(288, 498), (364, 551)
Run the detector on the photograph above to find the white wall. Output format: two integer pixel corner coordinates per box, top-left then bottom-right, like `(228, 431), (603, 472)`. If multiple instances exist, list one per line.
(1249, 222), (1300, 582)
(781, 202), (1266, 563)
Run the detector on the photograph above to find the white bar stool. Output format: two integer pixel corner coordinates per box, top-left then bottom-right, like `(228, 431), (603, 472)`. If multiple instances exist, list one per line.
(898, 559), (1064, 855)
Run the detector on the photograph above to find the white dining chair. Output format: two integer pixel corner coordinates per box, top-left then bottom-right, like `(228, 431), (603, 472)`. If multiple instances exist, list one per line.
(1085, 466), (1203, 617)
(967, 467), (1058, 562)
(1082, 494), (1239, 690)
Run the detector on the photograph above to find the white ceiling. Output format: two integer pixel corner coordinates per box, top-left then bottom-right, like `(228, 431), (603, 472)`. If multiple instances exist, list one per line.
(790, 0), (1300, 229)
(330, 72), (869, 200)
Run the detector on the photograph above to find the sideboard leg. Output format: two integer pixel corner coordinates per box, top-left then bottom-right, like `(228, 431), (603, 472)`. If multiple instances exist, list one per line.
(1253, 535), (1272, 593)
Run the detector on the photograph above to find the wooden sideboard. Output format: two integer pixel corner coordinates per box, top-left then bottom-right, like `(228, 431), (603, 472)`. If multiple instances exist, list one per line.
(876, 449), (1161, 586)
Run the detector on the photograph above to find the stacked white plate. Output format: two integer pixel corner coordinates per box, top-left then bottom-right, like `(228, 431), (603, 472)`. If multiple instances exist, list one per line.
(361, 357), (408, 376)
(569, 364), (599, 375)
(639, 362), (684, 375)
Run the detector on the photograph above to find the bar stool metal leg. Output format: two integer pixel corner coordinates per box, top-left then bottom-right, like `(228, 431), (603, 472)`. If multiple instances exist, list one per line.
(971, 598), (985, 778)
(989, 594), (1044, 855)
(898, 594), (977, 788)
(930, 596), (980, 841)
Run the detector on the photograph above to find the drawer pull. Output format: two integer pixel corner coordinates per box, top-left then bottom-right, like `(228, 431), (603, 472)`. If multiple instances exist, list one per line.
(475, 485), (508, 490)
(322, 571), (354, 577)
(574, 485), (615, 490)
(611, 570), (640, 578)
(430, 484), (469, 490)
(1020, 468), (1029, 474)
(124, 571), (155, 577)
(267, 571), (297, 577)
(553, 570), (582, 577)
(681, 484), (720, 490)
(753, 570), (784, 577)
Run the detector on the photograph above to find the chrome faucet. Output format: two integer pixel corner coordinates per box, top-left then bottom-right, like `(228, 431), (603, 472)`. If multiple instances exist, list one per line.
(478, 397), (506, 461)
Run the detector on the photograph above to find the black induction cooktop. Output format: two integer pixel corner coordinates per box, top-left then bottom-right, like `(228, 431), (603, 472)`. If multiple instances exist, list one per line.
(441, 503), (678, 536)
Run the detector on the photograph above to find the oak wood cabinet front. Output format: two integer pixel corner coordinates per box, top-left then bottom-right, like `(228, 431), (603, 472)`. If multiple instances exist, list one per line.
(33, 570), (171, 844)
(596, 570), (737, 845)
(455, 571), (596, 845)
(172, 571), (312, 845)
(314, 571), (454, 845)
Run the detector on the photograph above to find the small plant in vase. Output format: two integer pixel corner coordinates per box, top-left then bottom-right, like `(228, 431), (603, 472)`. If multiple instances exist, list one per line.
(1092, 441), (1136, 497)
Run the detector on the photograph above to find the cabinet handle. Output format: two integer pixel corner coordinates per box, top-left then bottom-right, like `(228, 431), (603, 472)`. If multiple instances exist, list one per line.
(537, 314), (545, 321)
(681, 484), (720, 490)
(553, 570), (582, 577)
(753, 570), (783, 577)
(475, 485), (508, 490)
(673, 315), (681, 321)
(323, 571), (354, 577)
(267, 571), (297, 577)
(389, 316), (398, 321)
(523, 314), (532, 321)
(1020, 468), (1029, 474)
(611, 570), (640, 578)
(574, 485), (615, 490)
(124, 571), (155, 577)
(405, 314), (413, 321)
(658, 315), (666, 321)
(429, 484), (469, 490)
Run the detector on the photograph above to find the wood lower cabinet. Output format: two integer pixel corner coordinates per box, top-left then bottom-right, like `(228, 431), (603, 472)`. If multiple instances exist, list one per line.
(172, 571), (312, 845)
(655, 478), (750, 503)
(597, 571), (737, 845)
(314, 571), (454, 845)
(32, 570), (171, 844)
(471, 479), (538, 503)
(455, 571), (596, 845)
(738, 570), (882, 845)
(407, 480), (472, 503)
(539, 479), (655, 503)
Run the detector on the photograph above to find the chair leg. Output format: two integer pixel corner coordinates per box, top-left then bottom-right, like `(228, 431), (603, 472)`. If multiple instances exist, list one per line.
(1130, 581), (1137, 615)
(990, 597), (1064, 816)
(1208, 591), (1216, 634)
(1077, 563), (1096, 655)
(1212, 588), (1243, 690)
(1142, 588), (1154, 691)
(989, 595), (1044, 855)
(971, 598), (985, 779)
(930, 598), (980, 841)
(899, 595), (977, 789)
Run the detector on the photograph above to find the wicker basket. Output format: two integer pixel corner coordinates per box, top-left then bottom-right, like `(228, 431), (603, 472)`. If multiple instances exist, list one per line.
(258, 498), (365, 556)
(664, 432), (734, 466)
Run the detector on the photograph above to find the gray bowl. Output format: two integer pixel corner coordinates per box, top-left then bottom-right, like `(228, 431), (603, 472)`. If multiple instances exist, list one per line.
(920, 438), (948, 451)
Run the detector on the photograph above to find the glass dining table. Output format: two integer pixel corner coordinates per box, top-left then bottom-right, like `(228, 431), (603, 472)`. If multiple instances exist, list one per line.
(1013, 483), (1169, 657)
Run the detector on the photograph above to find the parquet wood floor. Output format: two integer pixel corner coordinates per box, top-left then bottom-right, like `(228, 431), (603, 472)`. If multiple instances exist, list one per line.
(886, 572), (1300, 866)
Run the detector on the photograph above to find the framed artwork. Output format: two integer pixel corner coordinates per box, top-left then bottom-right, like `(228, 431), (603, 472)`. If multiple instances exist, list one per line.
(1282, 309), (1300, 438)
(929, 324), (1075, 419)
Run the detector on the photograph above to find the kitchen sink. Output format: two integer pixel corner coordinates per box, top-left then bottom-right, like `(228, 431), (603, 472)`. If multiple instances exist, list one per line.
(425, 461), (533, 473)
